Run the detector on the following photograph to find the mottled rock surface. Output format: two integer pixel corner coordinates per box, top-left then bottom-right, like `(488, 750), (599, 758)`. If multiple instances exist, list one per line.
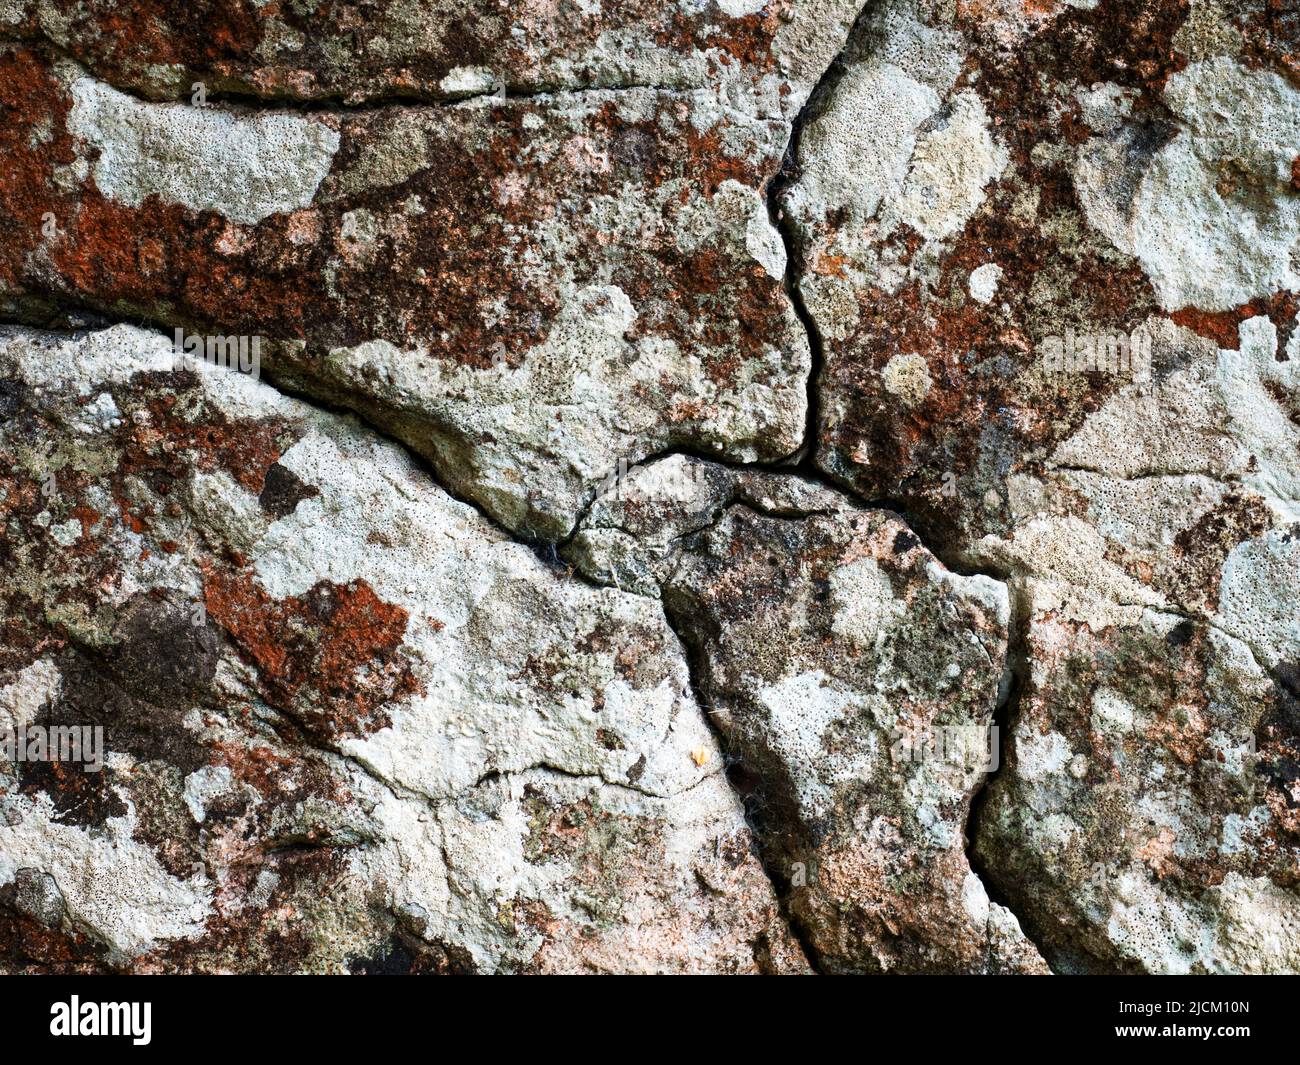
(782, 0), (1300, 561)
(0, 0), (862, 539)
(0, 326), (803, 973)
(4, 0), (1300, 974)
(1, 0), (856, 109)
(776, 0), (1300, 972)
(975, 579), (1300, 975)
(570, 455), (1047, 972)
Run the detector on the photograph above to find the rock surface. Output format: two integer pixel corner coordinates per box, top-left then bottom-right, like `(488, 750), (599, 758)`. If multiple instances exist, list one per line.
(570, 455), (1047, 972)
(3, 0), (1300, 974)
(1, 0), (857, 109)
(975, 579), (1300, 975)
(0, 325), (803, 973)
(776, 0), (1300, 972)
(0, 0), (861, 539)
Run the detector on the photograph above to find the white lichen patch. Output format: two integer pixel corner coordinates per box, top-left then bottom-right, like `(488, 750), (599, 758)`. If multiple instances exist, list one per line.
(345, 764), (785, 974)
(755, 670), (859, 817)
(0, 793), (213, 961)
(829, 557), (906, 646)
(1091, 687), (1137, 738)
(0, 657), (62, 733)
(881, 352), (932, 404)
(67, 77), (339, 225)
(1074, 81), (1136, 135)
(1107, 869), (1300, 974)
(1048, 319), (1243, 481)
(969, 262), (1002, 304)
(437, 66), (497, 96)
(1217, 316), (1300, 516)
(1074, 57), (1300, 310)
(182, 765), (235, 823)
(744, 198), (788, 280)
(786, 60), (941, 230)
(1217, 524), (1300, 670)
(888, 92), (1008, 241)
(1014, 729), (1073, 782)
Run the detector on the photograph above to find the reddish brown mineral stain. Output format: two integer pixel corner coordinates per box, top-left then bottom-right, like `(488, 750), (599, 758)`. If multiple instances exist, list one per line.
(0, 47), (77, 288)
(202, 566), (420, 741)
(1170, 291), (1300, 352)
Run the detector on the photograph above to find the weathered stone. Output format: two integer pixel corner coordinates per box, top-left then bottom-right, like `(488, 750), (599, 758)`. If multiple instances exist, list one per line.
(779, 0), (1300, 972)
(570, 455), (1047, 973)
(0, 44), (819, 539)
(564, 453), (850, 596)
(5, 0), (1300, 976)
(1, 0), (857, 110)
(0, 325), (802, 973)
(0, 0), (868, 541)
(976, 578), (1300, 974)
(782, 0), (1300, 566)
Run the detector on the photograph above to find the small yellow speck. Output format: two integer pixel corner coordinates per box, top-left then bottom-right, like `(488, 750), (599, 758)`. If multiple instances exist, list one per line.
(690, 748), (710, 767)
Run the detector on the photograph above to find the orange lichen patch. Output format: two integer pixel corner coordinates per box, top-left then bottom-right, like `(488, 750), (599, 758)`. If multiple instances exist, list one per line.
(1170, 290), (1300, 352)
(114, 495), (149, 535)
(70, 504), (100, 539)
(116, 386), (292, 495)
(0, 43), (322, 343)
(0, 47), (78, 288)
(813, 252), (850, 278)
(1134, 826), (1178, 877)
(202, 565), (420, 741)
(1169, 305), (1244, 349)
(49, 195), (325, 343)
(681, 119), (772, 193)
(697, 9), (781, 71)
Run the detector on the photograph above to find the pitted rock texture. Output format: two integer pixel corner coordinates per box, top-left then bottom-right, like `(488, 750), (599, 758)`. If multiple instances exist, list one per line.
(570, 455), (1047, 972)
(0, 43), (823, 540)
(975, 579), (1300, 975)
(3, 0), (1300, 975)
(0, 325), (804, 973)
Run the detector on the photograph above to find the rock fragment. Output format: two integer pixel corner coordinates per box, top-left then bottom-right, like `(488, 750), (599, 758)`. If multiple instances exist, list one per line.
(570, 455), (1047, 973)
(0, 325), (801, 973)
(976, 580), (1300, 974)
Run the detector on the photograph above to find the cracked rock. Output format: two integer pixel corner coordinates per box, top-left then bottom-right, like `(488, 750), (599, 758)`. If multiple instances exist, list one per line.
(783, 0), (1300, 572)
(0, 324), (802, 973)
(781, 0), (1300, 971)
(4, 0), (1300, 977)
(572, 454), (1047, 972)
(975, 579), (1300, 974)
(0, 43), (819, 540)
(2, 0), (858, 111)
